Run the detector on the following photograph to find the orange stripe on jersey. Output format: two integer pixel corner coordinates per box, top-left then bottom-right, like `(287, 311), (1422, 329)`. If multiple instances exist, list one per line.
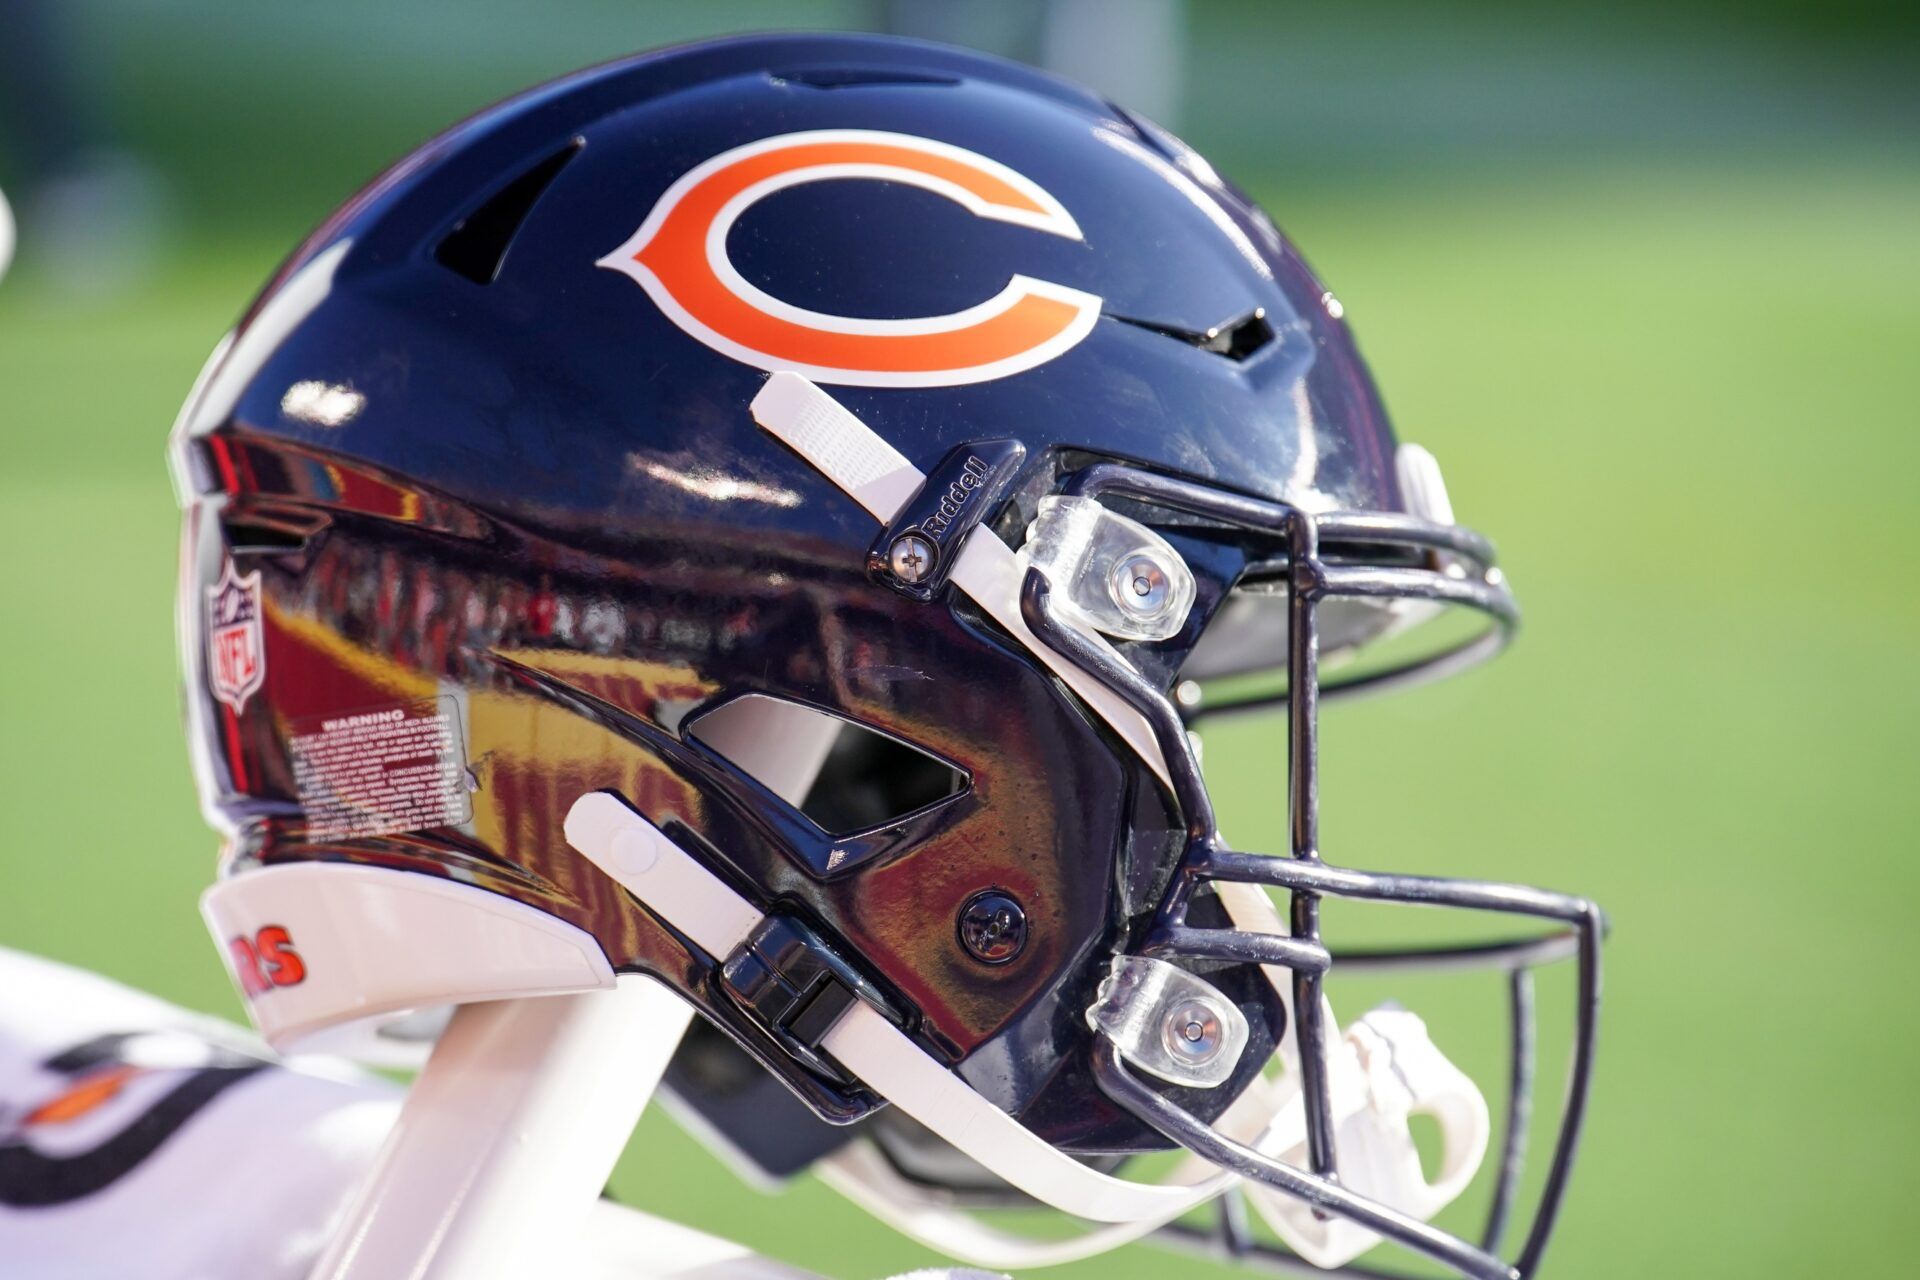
(24, 1065), (145, 1127)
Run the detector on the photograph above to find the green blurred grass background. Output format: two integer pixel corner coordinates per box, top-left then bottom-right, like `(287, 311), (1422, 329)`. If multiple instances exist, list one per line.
(2, 3), (1917, 1277)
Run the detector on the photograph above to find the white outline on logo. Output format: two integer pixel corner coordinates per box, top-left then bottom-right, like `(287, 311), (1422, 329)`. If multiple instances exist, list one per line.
(596, 129), (1102, 388)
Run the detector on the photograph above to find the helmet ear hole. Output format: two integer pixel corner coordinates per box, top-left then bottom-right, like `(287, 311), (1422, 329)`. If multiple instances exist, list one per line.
(802, 723), (967, 835)
(686, 694), (968, 837)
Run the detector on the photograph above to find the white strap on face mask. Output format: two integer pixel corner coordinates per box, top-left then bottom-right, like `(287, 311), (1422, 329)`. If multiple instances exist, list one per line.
(811, 1079), (1280, 1270)
(816, 1137), (1218, 1271)
(750, 373), (1172, 790)
(812, 1004), (1488, 1273)
(746, 373), (925, 523)
(563, 793), (1229, 1226)
(1246, 1007), (1491, 1270)
(817, 1005), (1230, 1223)
(1212, 876), (1491, 1267)
(821, 1071), (1311, 1271)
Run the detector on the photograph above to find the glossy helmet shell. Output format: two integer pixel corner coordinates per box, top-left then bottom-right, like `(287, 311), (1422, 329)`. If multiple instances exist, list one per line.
(173, 34), (1409, 1152)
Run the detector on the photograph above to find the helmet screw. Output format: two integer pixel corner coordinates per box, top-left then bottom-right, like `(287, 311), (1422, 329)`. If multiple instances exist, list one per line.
(889, 533), (937, 584)
(1111, 553), (1172, 618)
(1161, 997), (1226, 1066)
(958, 890), (1027, 965)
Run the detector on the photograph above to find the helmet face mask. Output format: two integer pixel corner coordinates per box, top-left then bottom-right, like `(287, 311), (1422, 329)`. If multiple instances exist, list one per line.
(172, 33), (1604, 1279)
(1015, 459), (1602, 1278)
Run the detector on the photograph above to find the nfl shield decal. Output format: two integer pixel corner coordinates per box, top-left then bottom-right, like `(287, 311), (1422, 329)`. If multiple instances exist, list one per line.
(206, 560), (265, 714)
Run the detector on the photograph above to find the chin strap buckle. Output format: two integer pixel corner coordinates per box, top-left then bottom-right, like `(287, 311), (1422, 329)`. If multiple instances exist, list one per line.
(720, 915), (903, 1084)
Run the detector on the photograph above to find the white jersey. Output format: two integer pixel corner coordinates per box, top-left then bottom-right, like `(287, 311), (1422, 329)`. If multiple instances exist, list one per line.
(0, 948), (999, 1280)
(0, 947), (397, 1279)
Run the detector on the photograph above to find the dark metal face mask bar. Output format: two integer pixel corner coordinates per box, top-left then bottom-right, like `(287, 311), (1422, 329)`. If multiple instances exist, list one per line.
(1019, 462), (1605, 1280)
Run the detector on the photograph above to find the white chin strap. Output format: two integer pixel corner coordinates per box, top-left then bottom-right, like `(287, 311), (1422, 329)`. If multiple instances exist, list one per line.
(812, 999), (1487, 1273)
(563, 374), (1489, 1269)
(565, 792), (1231, 1233)
(567, 786), (1488, 1269)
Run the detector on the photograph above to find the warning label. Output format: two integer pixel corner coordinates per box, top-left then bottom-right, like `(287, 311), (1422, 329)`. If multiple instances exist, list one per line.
(289, 698), (472, 840)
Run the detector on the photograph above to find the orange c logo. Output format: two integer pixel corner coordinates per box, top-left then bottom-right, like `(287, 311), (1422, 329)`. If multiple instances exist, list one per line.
(598, 130), (1101, 387)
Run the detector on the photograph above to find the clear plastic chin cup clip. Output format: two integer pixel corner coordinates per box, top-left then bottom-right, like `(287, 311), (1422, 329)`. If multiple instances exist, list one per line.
(1020, 496), (1196, 642)
(1087, 955), (1249, 1089)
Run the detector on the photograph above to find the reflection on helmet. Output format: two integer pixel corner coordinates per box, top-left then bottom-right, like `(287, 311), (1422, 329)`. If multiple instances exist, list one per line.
(171, 33), (1603, 1280)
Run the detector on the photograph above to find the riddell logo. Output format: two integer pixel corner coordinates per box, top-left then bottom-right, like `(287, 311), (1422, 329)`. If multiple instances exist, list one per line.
(919, 456), (991, 538)
(227, 925), (306, 997)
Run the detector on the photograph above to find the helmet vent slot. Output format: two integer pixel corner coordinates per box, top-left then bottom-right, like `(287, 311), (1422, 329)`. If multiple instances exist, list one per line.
(435, 139), (582, 285)
(221, 507), (329, 557)
(686, 694), (968, 837)
(1109, 308), (1275, 362)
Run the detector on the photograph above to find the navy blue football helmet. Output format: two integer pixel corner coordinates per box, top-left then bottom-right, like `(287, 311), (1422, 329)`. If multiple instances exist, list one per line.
(173, 33), (1602, 1279)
